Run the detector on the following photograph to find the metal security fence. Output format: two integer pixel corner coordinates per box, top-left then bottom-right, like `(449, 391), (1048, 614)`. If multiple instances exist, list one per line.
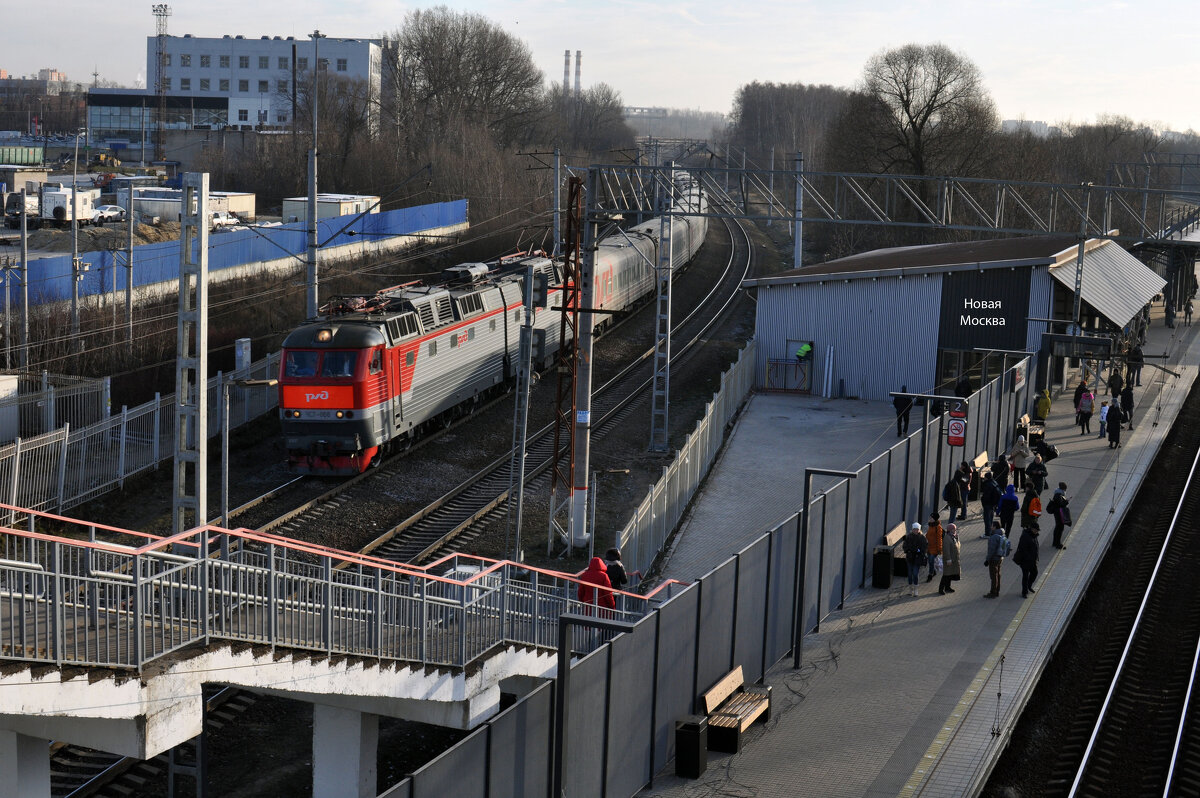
(0, 371), (110, 440)
(0, 516), (665, 672)
(0, 352), (280, 518)
(376, 357), (1037, 798)
(617, 340), (758, 579)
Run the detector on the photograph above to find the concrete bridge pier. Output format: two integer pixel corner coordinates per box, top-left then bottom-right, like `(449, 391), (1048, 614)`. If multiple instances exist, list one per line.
(0, 729), (50, 798)
(313, 705), (379, 798)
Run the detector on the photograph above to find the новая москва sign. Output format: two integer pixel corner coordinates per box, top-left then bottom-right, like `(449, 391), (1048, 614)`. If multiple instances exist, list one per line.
(938, 270), (1030, 351)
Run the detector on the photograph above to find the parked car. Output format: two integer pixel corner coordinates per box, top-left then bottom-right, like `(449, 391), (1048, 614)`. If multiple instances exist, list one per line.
(210, 210), (239, 229)
(91, 205), (126, 224)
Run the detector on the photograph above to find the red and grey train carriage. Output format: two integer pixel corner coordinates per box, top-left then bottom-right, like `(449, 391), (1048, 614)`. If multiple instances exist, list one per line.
(278, 174), (709, 475)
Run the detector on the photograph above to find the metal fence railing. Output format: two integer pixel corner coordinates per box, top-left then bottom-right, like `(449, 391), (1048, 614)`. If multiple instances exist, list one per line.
(378, 357), (1038, 798)
(0, 371), (110, 441)
(0, 511), (673, 672)
(617, 340), (758, 579)
(0, 352), (280, 519)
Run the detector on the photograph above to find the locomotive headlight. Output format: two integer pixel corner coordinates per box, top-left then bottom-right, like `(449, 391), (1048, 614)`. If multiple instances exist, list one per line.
(345, 411), (354, 419)
(336, 411), (344, 419)
(291, 410), (301, 418)
(316, 329), (333, 342)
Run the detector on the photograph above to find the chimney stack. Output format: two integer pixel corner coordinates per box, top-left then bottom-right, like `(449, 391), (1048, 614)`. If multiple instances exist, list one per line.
(563, 50), (571, 108)
(574, 50), (582, 99)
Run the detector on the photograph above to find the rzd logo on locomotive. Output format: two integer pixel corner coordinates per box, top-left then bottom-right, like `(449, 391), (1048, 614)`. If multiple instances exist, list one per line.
(305, 390), (329, 403)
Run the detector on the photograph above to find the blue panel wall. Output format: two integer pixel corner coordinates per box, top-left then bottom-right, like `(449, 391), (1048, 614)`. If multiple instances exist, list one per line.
(733, 536), (769, 682)
(410, 723), (487, 798)
(487, 681), (552, 798)
(13, 200), (468, 308)
(605, 622), (657, 797)
(652, 585), (699, 771)
(695, 559), (737, 694)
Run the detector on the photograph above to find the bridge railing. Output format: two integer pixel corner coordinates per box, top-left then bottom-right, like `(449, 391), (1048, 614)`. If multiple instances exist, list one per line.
(0, 508), (685, 673)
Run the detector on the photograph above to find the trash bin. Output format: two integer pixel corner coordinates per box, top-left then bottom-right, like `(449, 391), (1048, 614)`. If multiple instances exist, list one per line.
(872, 546), (893, 589)
(675, 715), (708, 778)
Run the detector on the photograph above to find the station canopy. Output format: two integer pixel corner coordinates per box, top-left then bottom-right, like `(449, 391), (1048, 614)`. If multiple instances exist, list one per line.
(1047, 239), (1166, 328)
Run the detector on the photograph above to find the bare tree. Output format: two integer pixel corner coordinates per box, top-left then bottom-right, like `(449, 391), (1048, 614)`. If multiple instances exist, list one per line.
(827, 43), (998, 178)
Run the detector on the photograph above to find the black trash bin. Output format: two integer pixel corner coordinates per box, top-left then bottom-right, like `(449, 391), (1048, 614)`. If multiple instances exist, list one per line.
(675, 715), (708, 778)
(872, 546), (893, 589)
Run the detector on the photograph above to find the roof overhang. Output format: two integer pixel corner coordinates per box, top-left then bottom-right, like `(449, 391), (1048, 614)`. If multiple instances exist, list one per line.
(1048, 239), (1166, 329)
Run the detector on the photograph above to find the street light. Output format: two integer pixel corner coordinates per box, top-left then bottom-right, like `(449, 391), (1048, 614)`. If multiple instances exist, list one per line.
(793, 467), (857, 670)
(221, 378), (278, 553)
(71, 126), (86, 345)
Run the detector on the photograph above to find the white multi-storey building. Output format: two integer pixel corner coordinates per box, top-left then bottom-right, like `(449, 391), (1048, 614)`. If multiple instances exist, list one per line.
(89, 33), (381, 145)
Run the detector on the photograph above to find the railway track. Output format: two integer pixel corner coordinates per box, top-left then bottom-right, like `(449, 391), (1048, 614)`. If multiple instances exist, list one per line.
(361, 203), (753, 565)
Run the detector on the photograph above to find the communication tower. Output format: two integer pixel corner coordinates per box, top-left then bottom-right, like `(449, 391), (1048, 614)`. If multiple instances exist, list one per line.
(152, 4), (171, 162)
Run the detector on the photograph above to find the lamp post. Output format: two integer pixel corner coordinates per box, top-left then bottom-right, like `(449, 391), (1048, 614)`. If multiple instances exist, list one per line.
(221, 378), (278, 552)
(306, 30), (325, 319)
(71, 127), (85, 345)
(793, 467), (857, 670)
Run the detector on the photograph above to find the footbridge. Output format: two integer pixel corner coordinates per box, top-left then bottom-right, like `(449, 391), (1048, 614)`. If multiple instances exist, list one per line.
(0, 506), (673, 796)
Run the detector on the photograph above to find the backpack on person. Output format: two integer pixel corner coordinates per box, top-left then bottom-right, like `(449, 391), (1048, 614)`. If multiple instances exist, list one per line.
(1078, 393), (1094, 413)
(943, 478), (960, 505)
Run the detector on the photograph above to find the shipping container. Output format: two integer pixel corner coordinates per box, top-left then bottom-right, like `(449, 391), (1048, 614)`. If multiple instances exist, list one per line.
(0, 146), (44, 166)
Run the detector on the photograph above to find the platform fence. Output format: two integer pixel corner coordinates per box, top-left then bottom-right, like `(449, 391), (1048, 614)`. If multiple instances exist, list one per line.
(378, 356), (1037, 798)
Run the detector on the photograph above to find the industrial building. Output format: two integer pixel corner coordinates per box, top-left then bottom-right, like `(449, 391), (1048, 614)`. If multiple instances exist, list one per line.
(87, 33), (381, 143)
(743, 235), (1169, 400)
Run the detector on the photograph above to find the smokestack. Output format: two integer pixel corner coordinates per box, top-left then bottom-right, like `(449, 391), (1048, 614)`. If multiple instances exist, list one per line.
(563, 50), (571, 108)
(574, 50), (582, 99)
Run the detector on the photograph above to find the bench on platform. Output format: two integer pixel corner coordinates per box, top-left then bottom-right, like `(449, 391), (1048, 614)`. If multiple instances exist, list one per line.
(884, 522), (908, 576)
(969, 450), (990, 499)
(700, 665), (771, 753)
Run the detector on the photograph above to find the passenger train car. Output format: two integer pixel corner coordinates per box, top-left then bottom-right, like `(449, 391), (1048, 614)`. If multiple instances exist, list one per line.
(279, 174), (708, 474)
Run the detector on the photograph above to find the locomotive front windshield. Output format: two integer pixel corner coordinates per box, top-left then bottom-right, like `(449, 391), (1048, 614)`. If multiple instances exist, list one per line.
(284, 350), (359, 379)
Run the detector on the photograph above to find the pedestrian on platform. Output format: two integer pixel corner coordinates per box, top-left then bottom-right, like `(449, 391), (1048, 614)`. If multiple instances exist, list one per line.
(1013, 521), (1041, 598)
(943, 473), (964, 523)
(992, 456), (1011, 489)
(903, 522), (927, 596)
(893, 386), (913, 438)
(925, 513), (944, 584)
(955, 374), (973, 399)
(1008, 436), (1035, 489)
(938, 523), (962, 595)
(1167, 299), (1176, 328)
(980, 471), (1001, 538)
(1047, 483), (1071, 549)
(1121, 384), (1135, 430)
(1098, 401), (1110, 439)
(999, 484), (1020, 537)
(1076, 387), (1095, 435)
(1128, 345), (1144, 386)
(1035, 388), (1052, 422)
(603, 548), (628, 592)
(1073, 380), (1088, 425)
(1020, 485), (1043, 530)
(1107, 404), (1125, 448)
(577, 557), (615, 614)
(1186, 299), (1194, 326)
(1108, 368), (1123, 398)
(984, 522), (1009, 598)
(1026, 455), (1049, 495)
(954, 462), (973, 521)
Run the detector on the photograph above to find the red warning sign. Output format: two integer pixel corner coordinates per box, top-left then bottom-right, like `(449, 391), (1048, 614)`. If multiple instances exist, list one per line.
(947, 418), (967, 447)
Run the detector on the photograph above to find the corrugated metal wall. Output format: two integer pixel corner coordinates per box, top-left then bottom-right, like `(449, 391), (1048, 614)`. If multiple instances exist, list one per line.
(13, 200), (468, 307)
(753, 273), (942, 400)
(1026, 264), (1054, 353)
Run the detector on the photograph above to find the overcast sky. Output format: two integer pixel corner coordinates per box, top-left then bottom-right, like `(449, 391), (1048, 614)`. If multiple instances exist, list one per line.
(5, 0), (1197, 132)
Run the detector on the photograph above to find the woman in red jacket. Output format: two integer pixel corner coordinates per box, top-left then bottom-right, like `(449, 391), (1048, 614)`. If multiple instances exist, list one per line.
(578, 557), (616, 613)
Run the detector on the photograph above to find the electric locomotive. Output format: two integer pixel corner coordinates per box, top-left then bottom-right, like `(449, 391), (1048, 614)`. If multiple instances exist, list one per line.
(279, 173), (708, 475)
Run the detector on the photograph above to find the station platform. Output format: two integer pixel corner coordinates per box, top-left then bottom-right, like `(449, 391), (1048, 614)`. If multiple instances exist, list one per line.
(644, 308), (1199, 798)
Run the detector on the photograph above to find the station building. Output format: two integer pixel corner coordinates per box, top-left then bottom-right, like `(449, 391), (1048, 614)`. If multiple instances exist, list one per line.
(743, 235), (1169, 400)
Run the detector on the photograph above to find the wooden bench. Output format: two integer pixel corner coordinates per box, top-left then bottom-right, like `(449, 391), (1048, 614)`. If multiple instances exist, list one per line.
(699, 665), (771, 753)
(969, 450), (990, 499)
(1016, 413), (1044, 445)
(883, 521), (908, 577)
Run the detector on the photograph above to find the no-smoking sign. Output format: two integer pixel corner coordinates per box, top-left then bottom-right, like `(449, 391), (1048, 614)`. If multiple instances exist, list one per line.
(948, 418), (967, 446)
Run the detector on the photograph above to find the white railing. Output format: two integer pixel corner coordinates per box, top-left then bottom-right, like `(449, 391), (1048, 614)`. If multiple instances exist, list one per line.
(0, 353), (280, 518)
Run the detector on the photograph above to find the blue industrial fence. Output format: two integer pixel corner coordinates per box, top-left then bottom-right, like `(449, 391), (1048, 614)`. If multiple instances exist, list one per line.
(10, 200), (468, 306)
(378, 357), (1036, 798)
